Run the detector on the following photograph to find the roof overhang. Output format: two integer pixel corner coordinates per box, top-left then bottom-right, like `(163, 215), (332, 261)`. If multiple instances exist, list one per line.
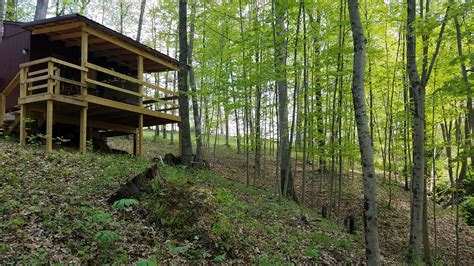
(20, 14), (179, 73)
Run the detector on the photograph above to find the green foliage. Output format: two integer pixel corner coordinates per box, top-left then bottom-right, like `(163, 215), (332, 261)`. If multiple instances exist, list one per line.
(112, 198), (139, 209)
(136, 259), (158, 266)
(94, 230), (122, 244)
(460, 196), (474, 226)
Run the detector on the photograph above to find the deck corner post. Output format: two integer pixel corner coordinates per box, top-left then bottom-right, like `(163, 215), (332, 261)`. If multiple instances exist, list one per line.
(137, 55), (144, 106)
(133, 131), (139, 156)
(79, 107), (88, 154)
(19, 104), (26, 145)
(46, 100), (53, 153)
(138, 114), (144, 156)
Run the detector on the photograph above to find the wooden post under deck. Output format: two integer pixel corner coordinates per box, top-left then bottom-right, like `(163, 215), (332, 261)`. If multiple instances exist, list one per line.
(133, 132), (138, 156)
(46, 100), (53, 153)
(79, 107), (87, 154)
(137, 55), (144, 156)
(80, 29), (89, 154)
(0, 94), (5, 126)
(19, 105), (26, 145)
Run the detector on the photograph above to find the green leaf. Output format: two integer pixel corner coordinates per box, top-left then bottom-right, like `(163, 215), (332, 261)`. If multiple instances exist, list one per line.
(112, 198), (139, 209)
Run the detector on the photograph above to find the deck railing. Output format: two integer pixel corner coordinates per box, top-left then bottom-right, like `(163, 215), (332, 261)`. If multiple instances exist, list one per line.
(0, 71), (20, 125)
(18, 57), (178, 114)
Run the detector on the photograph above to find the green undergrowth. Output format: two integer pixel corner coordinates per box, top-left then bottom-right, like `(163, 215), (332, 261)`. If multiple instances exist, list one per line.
(0, 140), (362, 263)
(0, 141), (154, 263)
(141, 166), (363, 263)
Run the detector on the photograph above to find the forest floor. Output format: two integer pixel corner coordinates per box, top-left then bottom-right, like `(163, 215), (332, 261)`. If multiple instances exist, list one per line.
(0, 137), (362, 264)
(108, 131), (474, 264)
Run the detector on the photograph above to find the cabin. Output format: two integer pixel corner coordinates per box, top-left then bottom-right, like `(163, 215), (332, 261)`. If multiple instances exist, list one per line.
(0, 14), (180, 156)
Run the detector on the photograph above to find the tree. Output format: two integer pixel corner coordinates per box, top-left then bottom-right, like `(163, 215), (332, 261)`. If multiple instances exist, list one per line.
(406, 0), (424, 262)
(35, 0), (49, 20)
(273, 0), (295, 199)
(0, 0), (4, 45)
(178, 0), (192, 167)
(188, 0), (203, 163)
(347, 0), (381, 264)
(136, 0), (146, 42)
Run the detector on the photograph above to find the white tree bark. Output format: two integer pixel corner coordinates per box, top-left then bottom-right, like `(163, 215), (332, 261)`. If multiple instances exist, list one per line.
(34, 0), (49, 21)
(0, 0), (4, 45)
(347, 0), (381, 264)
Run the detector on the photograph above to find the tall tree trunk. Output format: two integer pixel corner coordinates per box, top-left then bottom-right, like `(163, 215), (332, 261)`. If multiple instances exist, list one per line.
(178, 0), (193, 167)
(0, 0), (4, 45)
(188, 0), (203, 162)
(136, 0), (146, 42)
(301, 0), (308, 205)
(452, 0), (473, 165)
(35, 0), (49, 20)
(273, 0), (294, 199)
(407, 0), (424, 262)
(348, 1), (381, 264)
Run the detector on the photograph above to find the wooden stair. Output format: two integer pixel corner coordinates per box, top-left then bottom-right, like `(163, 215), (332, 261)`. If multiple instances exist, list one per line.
(2, 111), (20, 136)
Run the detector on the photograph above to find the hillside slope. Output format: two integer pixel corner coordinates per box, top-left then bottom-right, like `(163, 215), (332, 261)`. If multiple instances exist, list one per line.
(108, 133), (474, 264)
(0, 139), (361, 264)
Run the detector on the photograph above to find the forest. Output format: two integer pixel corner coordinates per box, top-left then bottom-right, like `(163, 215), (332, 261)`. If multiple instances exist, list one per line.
(0, 0), (473, 264)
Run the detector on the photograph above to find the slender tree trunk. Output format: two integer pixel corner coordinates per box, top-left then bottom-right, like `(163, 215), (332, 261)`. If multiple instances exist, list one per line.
(188, 1), (203, 162)
(273, 0), (294, 199)
(407, 0), (424, 261)
(348, 1), (381, 264)
(300, 1), (308, 205)
(136, 0), (147, 42)
(452, 0), (473, 165)
(0, 0), (4, 45)
(35, 0), (49, 20)
(178, 0), (193, 167)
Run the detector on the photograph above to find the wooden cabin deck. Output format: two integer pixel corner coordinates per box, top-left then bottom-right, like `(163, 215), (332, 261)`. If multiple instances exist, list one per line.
(0, 14), (181, 156)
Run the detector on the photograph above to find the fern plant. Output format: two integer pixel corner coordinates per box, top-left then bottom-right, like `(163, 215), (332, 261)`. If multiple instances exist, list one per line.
(112, 198), (139, 209)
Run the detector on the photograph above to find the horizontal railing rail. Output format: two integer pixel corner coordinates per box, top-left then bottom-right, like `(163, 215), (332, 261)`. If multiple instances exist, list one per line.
(18, 57), (179, 114)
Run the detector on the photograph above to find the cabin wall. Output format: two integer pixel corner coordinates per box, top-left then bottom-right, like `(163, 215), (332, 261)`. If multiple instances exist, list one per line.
(0, 22), (31, 110)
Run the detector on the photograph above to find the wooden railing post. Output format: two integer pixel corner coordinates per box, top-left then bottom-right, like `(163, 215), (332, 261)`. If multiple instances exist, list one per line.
(19, 67), (27, 145)
(81, 30), (88, 96)
(20, 67), (26, 98)
(54, 67), (61, 94)
(47, 61), (54, 94)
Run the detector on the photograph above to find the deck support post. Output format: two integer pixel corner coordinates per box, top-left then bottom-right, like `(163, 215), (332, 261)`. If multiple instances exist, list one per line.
(133, 131), (138, 156)
(19, 104), (26, 145)
(137, 55), (144, 156)
(138, 114), (144, 156)
(0, 94), (5, 126)
(46, 100), (53, 153)
(79, 107), (88, 154)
